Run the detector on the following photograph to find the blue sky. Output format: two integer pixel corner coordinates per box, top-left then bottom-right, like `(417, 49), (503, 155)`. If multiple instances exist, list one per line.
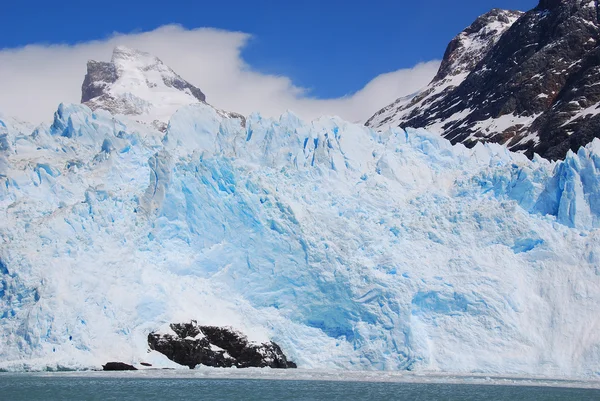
(4, 0), (538, 98)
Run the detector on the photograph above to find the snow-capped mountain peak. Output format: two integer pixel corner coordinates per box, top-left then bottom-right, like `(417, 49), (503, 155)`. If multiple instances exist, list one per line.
(82, 46), (206, 127)
(433, 9), (523, 83)
(366, 9), (522, 131)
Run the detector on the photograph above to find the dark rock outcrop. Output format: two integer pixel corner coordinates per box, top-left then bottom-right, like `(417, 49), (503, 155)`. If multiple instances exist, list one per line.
(102, 362), (137, 371)
(148, 321), (297, 369)
(367, 0), (600, 160)
(81, 61), (118, 104)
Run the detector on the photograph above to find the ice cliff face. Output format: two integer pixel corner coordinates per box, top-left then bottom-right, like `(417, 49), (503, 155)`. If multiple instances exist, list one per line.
(1, 101), (600, 376)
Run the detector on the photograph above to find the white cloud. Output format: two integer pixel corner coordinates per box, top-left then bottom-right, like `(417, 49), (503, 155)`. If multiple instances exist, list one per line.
(0, 25), (439, 124)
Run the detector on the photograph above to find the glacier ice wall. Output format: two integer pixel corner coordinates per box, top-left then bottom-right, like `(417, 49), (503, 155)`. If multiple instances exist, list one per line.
(1, 103), (600, 376)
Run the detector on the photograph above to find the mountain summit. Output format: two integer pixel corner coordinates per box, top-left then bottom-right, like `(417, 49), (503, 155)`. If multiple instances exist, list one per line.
(367, 0), (600, 160)
(366, 9), (522, 140)
(82, 46), (206, 126)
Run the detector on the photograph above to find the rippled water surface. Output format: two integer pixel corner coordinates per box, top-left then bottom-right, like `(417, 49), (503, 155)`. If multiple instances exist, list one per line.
(1, 372), (600, 400)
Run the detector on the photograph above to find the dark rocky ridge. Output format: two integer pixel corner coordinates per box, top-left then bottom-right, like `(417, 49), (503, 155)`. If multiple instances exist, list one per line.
(148, 322), (297, 369)
(366, 8), (522, 142)
(367, 0), (600, 160)
(433, 9), (524, 83)
(166, 76), (206, 104)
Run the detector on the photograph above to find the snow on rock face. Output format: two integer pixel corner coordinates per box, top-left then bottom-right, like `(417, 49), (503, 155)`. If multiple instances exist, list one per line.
(367, 1), (600, 161)
(147, 321), (297, 369)
(1, 105), (600, 376)
(434, 8), (524, 83)
(366, 9), (522, 133)
(82, 46), (206, 126)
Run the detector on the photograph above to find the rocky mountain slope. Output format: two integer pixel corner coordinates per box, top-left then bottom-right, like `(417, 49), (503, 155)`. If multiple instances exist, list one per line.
(367, 0), (600, 160)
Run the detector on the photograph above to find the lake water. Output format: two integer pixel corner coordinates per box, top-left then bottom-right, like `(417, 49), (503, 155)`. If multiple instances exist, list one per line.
(1, 371), (600, 400)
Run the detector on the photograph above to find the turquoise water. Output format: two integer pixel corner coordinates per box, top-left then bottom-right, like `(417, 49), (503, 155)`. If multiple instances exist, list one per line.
(1, 374), (600, 400)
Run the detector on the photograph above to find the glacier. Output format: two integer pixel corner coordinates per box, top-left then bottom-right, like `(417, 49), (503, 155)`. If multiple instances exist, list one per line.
(1, 102), (600, 377)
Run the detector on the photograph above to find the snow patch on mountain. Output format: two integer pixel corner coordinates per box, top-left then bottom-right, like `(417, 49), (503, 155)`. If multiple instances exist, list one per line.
(367, 9), (523, 130)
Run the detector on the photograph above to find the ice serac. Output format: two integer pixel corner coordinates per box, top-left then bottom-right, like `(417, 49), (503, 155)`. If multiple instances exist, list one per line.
(1, 103), (600, 377)
(367, 1), (600, 160)
(139, 151), (172, 215)
(82, 46), (206, 128)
